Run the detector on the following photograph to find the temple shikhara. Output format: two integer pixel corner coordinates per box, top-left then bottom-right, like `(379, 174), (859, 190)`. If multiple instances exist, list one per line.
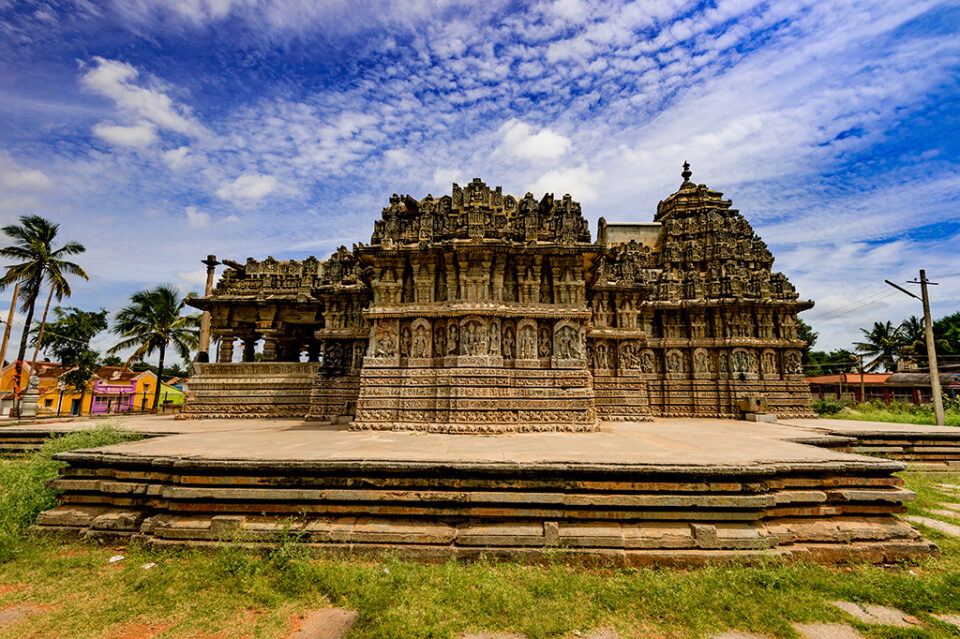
(185, 164), (816, 428)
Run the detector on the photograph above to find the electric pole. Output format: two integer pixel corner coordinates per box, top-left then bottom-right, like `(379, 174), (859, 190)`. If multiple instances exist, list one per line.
(885, 271), (945, 425)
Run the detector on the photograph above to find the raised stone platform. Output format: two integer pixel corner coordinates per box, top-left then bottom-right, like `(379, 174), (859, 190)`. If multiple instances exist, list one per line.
(782, 419), (960, 471)
(32, 418), (937, 564)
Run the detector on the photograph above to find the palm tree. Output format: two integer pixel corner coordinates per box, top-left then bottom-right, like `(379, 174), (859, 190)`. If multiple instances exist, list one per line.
(854, 320), (902, 372)
(109, 285), (200, 413)
(0, 215), (87, 395)
(899, 315), (926, 360)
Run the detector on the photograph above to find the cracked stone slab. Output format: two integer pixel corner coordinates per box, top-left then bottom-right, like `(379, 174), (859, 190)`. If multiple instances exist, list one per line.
(0, 605), (41, 629)
(828, 601), (921, 627)
(904, 516), (960, 538)
(935, 484), (960, 493)
(926, 509), (960, 519)
(288, 608), (358, 639)
(938, 503), (960, 511)
(934, 614), (960, 627)
(581, 630), (619, 639)
(793, 623), (863, 639)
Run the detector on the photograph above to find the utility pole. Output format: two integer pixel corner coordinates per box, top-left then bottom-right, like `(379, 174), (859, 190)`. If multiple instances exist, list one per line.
(0, 282), (19, 366)
(885, 271), (945, 425)
(850, 353), (865, 403)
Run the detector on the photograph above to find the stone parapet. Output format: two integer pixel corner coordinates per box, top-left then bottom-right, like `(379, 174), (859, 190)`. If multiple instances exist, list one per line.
(183, 362), (320, 419)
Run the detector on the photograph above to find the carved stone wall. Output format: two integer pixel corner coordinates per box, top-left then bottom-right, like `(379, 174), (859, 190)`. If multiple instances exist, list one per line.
(186, 166), (816, 424)
(183, 363), (320, 418)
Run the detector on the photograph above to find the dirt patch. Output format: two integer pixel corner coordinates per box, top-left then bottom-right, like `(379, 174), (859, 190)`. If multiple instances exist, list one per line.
(287, 608), (358, 638)
(0, 584), (26, 595)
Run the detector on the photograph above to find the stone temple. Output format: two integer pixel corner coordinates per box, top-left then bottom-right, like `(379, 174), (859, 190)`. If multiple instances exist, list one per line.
(34, 165), (937, 564)
(185, 164), (815, 428)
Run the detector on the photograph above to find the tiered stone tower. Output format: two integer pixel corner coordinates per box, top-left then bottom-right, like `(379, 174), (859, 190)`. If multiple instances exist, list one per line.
(185, 165), (815, 426)
(353, 178), (598, 432)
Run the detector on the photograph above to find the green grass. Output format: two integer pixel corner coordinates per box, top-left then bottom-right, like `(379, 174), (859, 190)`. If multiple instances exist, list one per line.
(0, 426), (143, 563)
(815, 400), (960, 427)
(1, 436), (960, 638)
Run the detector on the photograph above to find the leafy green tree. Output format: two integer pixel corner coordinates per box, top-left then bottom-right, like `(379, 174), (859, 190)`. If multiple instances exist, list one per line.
(805, 348), (856, 377)
(109, 285), (200, 412)
(32, 307), (108, 411)
(797, 318), (817, 365)
(0, 215), (87, 399)
(100, 355), (124, 367)
(933, 311), (960, 357)
(854, 321), (902, 372)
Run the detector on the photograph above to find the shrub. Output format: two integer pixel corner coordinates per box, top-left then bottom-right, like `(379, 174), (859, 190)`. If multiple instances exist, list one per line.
(812, 397), (846, 415)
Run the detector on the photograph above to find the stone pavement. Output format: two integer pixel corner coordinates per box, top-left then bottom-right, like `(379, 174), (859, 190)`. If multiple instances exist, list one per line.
(904, 515), (960, 537)
(43, 417), (893, 469)
(828, 601), (921, 627)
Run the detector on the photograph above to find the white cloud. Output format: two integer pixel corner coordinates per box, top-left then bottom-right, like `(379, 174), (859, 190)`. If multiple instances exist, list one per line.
(162, 145), (191, 169)
(93, 121), (157, 147)
(498, 119), (572, 160)
(185, 205), (209, 228)
(384, 149), (412, 167)
(530, 165), (603, 203)
(215, 174), (279, 202)
(82, 57), (207, 138)
(0, 154), (53, 191)
(431, 167), (462, 187)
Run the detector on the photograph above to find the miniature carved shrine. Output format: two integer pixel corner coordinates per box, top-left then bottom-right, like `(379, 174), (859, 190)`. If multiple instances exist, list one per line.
(186, 165), (816, 429)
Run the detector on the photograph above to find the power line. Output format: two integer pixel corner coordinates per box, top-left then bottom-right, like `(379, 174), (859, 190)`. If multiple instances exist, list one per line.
(804, 290), (899, 323)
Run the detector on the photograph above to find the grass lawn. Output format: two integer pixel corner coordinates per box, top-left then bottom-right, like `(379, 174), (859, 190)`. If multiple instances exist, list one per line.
(817, 401), (960, 427)
(1, 429), (960, 638)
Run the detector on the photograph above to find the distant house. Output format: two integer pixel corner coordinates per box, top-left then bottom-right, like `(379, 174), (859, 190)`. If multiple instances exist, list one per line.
(0, 362), (186, 417)
(807, 371), (960, 404)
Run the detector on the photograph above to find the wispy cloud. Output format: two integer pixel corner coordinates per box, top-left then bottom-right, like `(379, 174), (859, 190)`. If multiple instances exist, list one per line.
(0, 0), (956, 356)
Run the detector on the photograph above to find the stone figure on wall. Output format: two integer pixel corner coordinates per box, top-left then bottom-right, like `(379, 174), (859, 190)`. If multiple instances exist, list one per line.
(595, 341), (608, 369)
(502, 325), (515, 358)
(352, 342), (365, 368)
(785, 351), (802, 375)
(399, 326), (412, 358)
(373, 327), (396, 358)
(488, 322), (500, 355)
(732, 350), (749, 373)
(762, 351), (777, 375)
(434, 326), (446, 357)
(718, 353), (729, 376)
(412, 325), (429, 358)
(666, 350), (685, 374)
(694, 349), (708, 374)
(519, 325), (536, 359)
(555, 325), (583, 360)
(462, 320), (485, 356)
(447, 324), (459, 355)
(538, 325), (552, 358)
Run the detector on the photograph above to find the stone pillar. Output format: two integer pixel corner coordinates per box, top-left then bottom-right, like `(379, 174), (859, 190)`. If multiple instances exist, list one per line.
(242, 337), (257, 362)
(261, 337), (278, 362)
(218, 337), (235, 363)
(197, 255), (220, 362)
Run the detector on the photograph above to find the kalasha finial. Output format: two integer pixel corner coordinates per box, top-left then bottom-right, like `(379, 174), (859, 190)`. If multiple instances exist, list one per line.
(681, 161), (692, 182)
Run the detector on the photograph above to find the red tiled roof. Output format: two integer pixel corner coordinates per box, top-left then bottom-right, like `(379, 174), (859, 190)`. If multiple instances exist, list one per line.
(806, 373), (891, 384)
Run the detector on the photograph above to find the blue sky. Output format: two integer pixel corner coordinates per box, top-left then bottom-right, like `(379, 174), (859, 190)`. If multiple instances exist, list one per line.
(0, 0), (958, 364)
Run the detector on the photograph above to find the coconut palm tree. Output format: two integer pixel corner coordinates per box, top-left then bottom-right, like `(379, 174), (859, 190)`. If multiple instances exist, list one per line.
(109, 285), (200, 413)
(0, 215), (87, 396)
(854, 320), (903, 372)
